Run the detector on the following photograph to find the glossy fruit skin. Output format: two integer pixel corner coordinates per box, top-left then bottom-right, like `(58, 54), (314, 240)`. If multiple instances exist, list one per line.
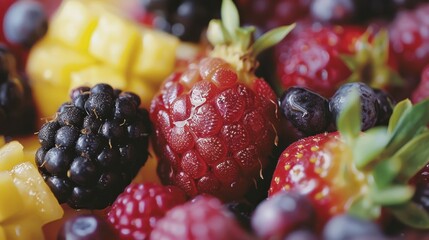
(150, 57), (279, 202)
(140, 0), (221, 42)
(150, 195), (251, 240)
(389, 3), (429, 79)
(36, 83), (151, 209)
(279, 86), (331, 136)
(329, 82), (379, 131)
(107, 183), (187, 240)
(373, 88), (395, 126)
(57, 214), (118, 240)
(251, 191), (315, 239)
(3, 0), (48, 48)
(411, 64), (429, 104)
(269, 131), (370, 229)
(322, 214), (385, 240)
(275, 23), (365, 98)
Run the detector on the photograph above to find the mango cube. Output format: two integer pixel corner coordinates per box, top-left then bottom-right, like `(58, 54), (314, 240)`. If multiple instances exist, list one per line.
(89, 10), (139, 72)
(0, 142), (24, 172)
(49, 0), (98, 51)
(2, 215), (44, 240)
(70, 65), (127, 91)
(133, 29), (179, 82)
(0, 172), (24, 222)
(0, 226), (6, 240)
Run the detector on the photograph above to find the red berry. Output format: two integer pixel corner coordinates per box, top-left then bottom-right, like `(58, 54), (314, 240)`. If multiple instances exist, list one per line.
(107, 183), (188, 240)
(411, 64), (429, 103)
(150, 195), (251, 240)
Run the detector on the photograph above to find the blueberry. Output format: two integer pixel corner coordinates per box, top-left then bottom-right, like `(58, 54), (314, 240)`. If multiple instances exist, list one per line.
(280, 87), (331, 136)
(373, 89), (395, 126)
(285, 229), (318, 240)
(329, 82), (378, 131)
(3, 0), (48, 48)
(58, 214), (118, 240)
(322, 214), (385, 240)
(310, 0), (357, 23)
(251, 192), (315, 239)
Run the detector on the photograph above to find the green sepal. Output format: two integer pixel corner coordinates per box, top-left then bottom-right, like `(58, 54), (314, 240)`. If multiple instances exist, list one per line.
(348, 196), (381, 220)
(394, 130), (429, 182)
(390, 202), (429, 229)
(385, 99), (429, 156)
(337, 89), (361, 145)
(373, 157), (401, 188)
(221, 0), (240, 40)
(340, 54), (358, 72)
(207, 19), (231, 46)
(252, 23), (295, 57)
(235, 26), (255, 52)
(354, 126), (390, 169)
(388, 99), (412, 133)
(370, 185), (414, 206)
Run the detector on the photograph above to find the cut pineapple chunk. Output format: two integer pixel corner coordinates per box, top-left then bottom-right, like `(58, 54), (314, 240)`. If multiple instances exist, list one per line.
(126, 77), (157, 109)
(0, 226), (6, 240)
(2, 215), (44, 240)
(0, 172), (24, 222)
(10, 162), (63, 225)
(27, 39), (96, 87)
(49, 0), (98, 51)
(0, 141), (24, 172)
(89, 10), (139, 72)
(132, 29), (179, 82)
(70, 65), (127, 91)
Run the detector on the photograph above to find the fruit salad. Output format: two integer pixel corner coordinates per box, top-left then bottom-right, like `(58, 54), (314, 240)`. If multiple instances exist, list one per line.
(1, 0), (429, 239)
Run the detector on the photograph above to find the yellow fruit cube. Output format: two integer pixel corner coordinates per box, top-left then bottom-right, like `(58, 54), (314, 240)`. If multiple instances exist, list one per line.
(126, 77), (157, 109)
(49, 0), (98, 51)
(0, 141), (24, 172)
(10, 162), (63, 225)
(27, 39), (96, 87)
(132, 29), (179, 82)
(0, 172), (24, 222)
(2, 215), (44, 240)
(89, 10), (139, 72)
(70, 65), (127, 91)
(0, 226), (5, 240)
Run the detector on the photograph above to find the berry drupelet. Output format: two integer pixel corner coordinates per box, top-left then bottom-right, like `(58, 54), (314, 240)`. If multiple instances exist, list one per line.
(36, 83), (151, 209)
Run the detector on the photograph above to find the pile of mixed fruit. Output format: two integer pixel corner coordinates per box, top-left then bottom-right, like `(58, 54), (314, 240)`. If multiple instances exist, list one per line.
(1, 0), (429, 239)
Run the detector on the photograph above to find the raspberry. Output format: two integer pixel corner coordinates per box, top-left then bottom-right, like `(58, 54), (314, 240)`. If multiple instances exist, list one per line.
(150, 195), (251, 240)
(36, 83), (151, 209)
(107, 183), (187, 240)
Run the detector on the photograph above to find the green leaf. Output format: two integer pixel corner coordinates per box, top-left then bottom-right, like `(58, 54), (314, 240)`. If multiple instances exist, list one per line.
(394, 131), (429, 182)
(371, 185), (414, 205)
(386, 99), (429, 155)
(337, 89), (361, 145)
(354, 127), (390, 169)
(373, 157), (401, 188)
(252, 23), (295, 57)
(390, 202), (429, 229)
(348, 196), (381, 220)
(388, 99), (412, 133)
(221, 0), (240, 39)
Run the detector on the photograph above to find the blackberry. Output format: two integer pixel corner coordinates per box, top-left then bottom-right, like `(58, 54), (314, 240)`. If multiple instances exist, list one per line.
(0, 44), (36, 135)
(141, 0), (221, 42)
(36, 83), (151, 209)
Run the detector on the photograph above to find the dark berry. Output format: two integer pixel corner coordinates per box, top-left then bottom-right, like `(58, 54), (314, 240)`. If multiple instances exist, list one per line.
(0, 80), (24, 111)
(373, 89), (395, 126)
(251, 192), (315, 239)
(3, 0), (48, 48)
(44, 148), (73, 176)
(413, 183), (429, 212)
(0, 45), (11, 81)
(38, 121), (60, 149)
(58, 214), (118, 240)
(280, 87), (331, 136)
(322, 214), (385, 240)
(55, 126), (80, 149)
(37, 84), (151, 209)
(285, 229), (318, 240)
(329, 82), (378, 131)
(225, 200), (255, 231)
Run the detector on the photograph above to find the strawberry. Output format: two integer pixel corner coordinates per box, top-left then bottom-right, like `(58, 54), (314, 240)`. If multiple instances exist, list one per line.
(269, 91), (429, 230)
(107, 183), (188, 240)
(150, 195), (252, 240)
(275, 22), (402, 99)
(150, 0), (294, 201)
(411, 64), (429, 104)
